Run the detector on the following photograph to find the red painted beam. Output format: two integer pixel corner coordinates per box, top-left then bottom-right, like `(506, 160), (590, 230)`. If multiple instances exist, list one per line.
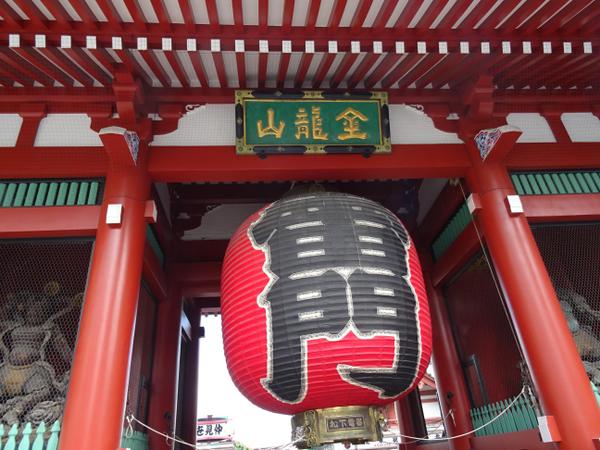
(538, 0), (593, 34)
(178, 0), (195, 30)
(164, 51), (190, 87)
(0, 205), (99, 238)
(275, 52), (289, 88)
(212, 52), (228, 88)
(95, 0), (125, 29)
(232, 0), (243, 31)
(416, 182), (465, 248)
(70, 0), (98, 28)
(350, 0), (373, 33)
(329, 52), (358, 88)
(143, 242), (167, 302)
(64, 47), (112, 86)
(205, 0), (220, 31)
(522, 194), (600, 223)
(258, 0), (268, 31)
(393, 0), (423, 29)
(12, 47), (74, 87)
(507, 142), (600, 170)
(139, 49), (171, 87)
(188, 51), (209, 87)
(328, 0), (348, 29)
(41, 47), (94, 86)
(13, 0), (47, 29)
(498, 0), (545, 31)
(0, 147), (108, 178)
(395, 54), (444, 89)
(381, 54), (423, 88)
(348, 53), (381, 89)
(148, 144), (470, 182)
(413, 0), (450, 29)
(521, 0), (569, 33)
(364, 53), (403, 88)
(312, 53), (336, 88)
(236, 51), (247, 87)
(0, 3), (24, 29)
(306, 0), (321, 29)
(0, 47), (54, 86)
(282, 0), (294, 31)
(258, 52), (268, 88)
(431, 222), (479, 287)
(294, 53), (314, 88)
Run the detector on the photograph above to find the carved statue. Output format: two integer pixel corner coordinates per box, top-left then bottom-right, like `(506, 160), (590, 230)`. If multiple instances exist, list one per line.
(557, 285), (600, 390)
(0, 283), (77, 425)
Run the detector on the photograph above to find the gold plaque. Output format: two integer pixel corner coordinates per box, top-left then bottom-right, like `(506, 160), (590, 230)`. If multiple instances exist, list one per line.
(292, 405), (385, 448)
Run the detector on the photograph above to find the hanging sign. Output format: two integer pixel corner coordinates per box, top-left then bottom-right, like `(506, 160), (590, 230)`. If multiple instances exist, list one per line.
(235, 91), (391, 156)
(196, 417), (233, 442)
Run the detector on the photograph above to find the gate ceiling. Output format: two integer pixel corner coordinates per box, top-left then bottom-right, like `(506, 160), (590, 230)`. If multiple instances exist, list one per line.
(0, 0), (598, 96)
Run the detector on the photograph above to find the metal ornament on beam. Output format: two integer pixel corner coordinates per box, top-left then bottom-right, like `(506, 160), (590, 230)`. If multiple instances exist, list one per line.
(235, 90), (391, 157)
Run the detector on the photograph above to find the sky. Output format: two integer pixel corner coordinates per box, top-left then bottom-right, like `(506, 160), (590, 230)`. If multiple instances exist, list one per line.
(197, 314), (292, 449)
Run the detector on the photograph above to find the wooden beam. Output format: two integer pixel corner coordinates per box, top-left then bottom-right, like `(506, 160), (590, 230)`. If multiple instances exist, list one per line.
(148, 144), (471, 183)
(522, 193), (600, 223)
(0, 205), (100, 238)
(0, 147), (108, 178)
(431, 222), (479, 287)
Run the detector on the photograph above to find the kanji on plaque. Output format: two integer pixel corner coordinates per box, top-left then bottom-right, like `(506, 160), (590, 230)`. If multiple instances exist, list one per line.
(236, 91), (390, 154)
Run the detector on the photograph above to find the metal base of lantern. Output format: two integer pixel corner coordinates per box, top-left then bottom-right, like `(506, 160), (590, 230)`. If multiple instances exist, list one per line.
(292, 405), (384, 449)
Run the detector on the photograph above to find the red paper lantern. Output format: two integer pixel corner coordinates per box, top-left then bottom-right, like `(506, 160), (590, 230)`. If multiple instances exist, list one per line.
(221, 192), (431, 414)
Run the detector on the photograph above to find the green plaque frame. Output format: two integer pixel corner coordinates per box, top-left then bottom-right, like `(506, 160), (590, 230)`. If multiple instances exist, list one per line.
(235, 90), (391, 156)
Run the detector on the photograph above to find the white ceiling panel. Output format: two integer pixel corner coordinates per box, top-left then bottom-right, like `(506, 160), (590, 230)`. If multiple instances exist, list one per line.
(452, 0), (480, 28)
(155, 51), (182, 87)
(245, 52), (259, 88)
(265, 52), (280, 87)
(0, 115), (22, 147)
(216, 0), (235, 24)
(303, 52), (324, 88)
(385, 0), (408, 27)
(322, 53), (344, 88)
(362, 0), (385, 27)
(190, 0), (210, 24)
(111, 0), (134, 22)
(315, 0), (334, 26)
(59, 0), (81, 21)
(164, 0), (185, 23)
(84, 0), (108, 21)
(285, 52), (303, 88)
(292, 0), (310, 26)
(137, 0), (159, 22)
(430, 0), (457, 28)
(131, 50), (161, 86)
(339, 0), (360, 27)
(222, 51), (240, 88)
(199, 51), (221, 87)
(408, 0), (434, 28)
(5, 0), (28, 19)
(244, 0), (259, 25)
(177, 51), (201, 87)
(268, 0), (284, 26)
(339, 52), (367, 88)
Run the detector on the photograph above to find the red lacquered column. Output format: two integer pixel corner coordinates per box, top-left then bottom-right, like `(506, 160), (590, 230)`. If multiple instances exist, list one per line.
(426, 279), (473, 450)
(60, 133), (150, 450)
(467, 157), (600, 450)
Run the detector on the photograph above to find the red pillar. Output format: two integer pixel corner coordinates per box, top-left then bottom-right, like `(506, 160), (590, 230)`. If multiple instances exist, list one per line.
(147, 283), (183, 450)
(60, 139), (150, 450)
(395, 398), (418, 450)
(426, 280), (472, 450)
(181, 304), (201, 446)
(466, 156), (600, 450)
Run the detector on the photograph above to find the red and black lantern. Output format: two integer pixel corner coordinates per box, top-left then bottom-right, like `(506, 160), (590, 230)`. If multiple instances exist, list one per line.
(221, 192), (431, 443)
